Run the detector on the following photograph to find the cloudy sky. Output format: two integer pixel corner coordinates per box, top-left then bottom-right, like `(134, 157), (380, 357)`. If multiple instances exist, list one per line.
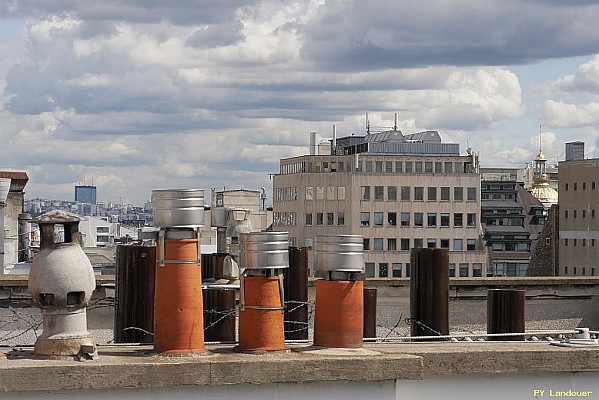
(1, 1), (599, 205)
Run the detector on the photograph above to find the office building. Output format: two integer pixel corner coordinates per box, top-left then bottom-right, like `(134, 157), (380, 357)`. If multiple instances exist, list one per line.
(565, 141), (585, 161)
(75, 185), (97, 204)
(558, 158), (599, 276)
(273, 129), (487, 278)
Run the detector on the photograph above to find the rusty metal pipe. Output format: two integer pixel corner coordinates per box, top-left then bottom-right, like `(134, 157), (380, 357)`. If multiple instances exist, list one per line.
(284, 247), (309, 340)
(410, 248), (449, 338)
(487, 289), (526, 341)
(363, 287), (377, 339)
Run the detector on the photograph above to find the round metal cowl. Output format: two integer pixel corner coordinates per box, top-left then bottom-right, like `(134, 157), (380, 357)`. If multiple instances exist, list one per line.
(314, 235), (364, 272)
(152, 189), (205, 228)
(239, 232), (289, 270)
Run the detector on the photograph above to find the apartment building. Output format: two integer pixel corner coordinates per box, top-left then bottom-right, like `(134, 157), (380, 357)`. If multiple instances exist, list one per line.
(558, 158), (599, 276)
(273, 130), (487, 278)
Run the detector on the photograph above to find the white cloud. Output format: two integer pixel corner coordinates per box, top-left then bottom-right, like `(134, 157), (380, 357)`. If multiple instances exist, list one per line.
(543, 100), (599, 128)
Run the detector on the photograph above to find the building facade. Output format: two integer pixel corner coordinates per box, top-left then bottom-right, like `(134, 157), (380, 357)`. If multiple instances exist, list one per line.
(558, 158), (599, 276)
(273, 130), (487, 278)
(75, 185), (97, 204)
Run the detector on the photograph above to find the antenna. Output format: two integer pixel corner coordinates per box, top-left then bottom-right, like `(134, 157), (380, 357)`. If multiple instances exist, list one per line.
(394, 113), (398, 131)
(539, 125), (542, 151)
(366, 112), (370, 135)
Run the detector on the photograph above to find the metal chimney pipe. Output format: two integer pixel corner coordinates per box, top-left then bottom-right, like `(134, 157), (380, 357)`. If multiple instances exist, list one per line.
(0, 178), (11, 274)
(283, 247), (309, 340)
(363, 287), (377, 339)
(410, 248), (449, 339)
(152, 189), (206, 355)
(313, 235), (365, 348)
(487, 289), (525, 341)
(18, 213), (31, 262)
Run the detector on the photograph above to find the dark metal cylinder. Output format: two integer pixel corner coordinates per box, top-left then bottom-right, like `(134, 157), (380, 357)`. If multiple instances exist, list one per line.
(203, 288), (236, 342)
(114, 245), (155, 343)
(487, 289), (526, 341)
(410, 248), (449, 338)
(363, 287), (377, 339)
(283, 247), (309, 340)
(17, 213), (31, 262)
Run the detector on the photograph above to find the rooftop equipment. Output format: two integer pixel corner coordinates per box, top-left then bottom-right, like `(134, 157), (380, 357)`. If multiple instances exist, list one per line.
(313, 234), (365, 348)
(28, 210), (96, 356)
(237, 231), (289, 351)
(0, 178), (10, 274)
(152, 189), (206, 354)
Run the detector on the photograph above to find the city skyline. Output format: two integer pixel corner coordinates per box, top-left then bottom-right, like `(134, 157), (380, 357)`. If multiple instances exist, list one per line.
(1, 1), (598, 205)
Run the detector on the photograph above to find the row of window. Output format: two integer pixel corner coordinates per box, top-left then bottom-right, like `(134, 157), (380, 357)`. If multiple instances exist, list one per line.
(363, 237), (478, 251)
(273, 187), (298, 202)
(563, 238), (597, 247)
(359, 212), (477, 228)
(564, 181), (596, 191)
(564, 209), (596, 219)
(305, 212), (345, 226)
(358, 160), (465, 174)
(305, 186), (347, 201)
(564, 266), (596, 276)
(481, 192), (515, 200)
(361, 186), (476, 202)
(273, 212), (297, 226)
(365, 262), (483, 278)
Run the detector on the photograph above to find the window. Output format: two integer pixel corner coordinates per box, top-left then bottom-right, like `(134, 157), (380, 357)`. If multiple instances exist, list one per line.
(405, 161), (413, 173)
(453, 239), (463, 251)
(414, 187), (424, 201)
(454, 187), (463, 201)
(365, 161), (372, 172)
(440, 213), (450, 227)
(360, 212), (370, 226)
(425, 162), (433, 173)
(445, 162), (453, 173)
(414, 238), (423, 248)
(400, 212), (410, 227)
(565, 183), (568, 191)
(406, 263), (411, 278)
(455, 162), (463, 172)
(467, 239), (476, 251)
(374, 186), (384, 200)
(327, 212), (334, 225)
(459, 263), (469, 277)
(574, 210), (577, 218)
(363, 238), (370, 250)
(361, 186), (370, 201)
(388, 186), (397, 201)
(441, 187), (450, 201)
(565, 210), (568, 219)
(385, 161), (393, 172)
(565, 238), (568, 246)
(467, 187), (477, 201)
(454, 213), (463, 227)
(326, 186), (335, 200)
(379, 263), (388, 277)
(375, 161), (383, 172)
(97, 226), (109, 233)
(427, 213), (437, 227)
(472, 263), (482, 277)
(435, 162), (443, 173)
(440, 239), (450, 248)
(316, 213), (324, 225)
(305, 213), (313, 226)
(374, 212), (384, 226)
(305, 186), (313, 200)
(401, 186), (410, 201)
(415, 162), (423, 173)
(583, 209), (586, 218)
(388, 238), (397, 250)
(392, 263), (402, 278)
(388, 212), (397, 226)
(593, 210), (596, 218)
(395, 161), (403, 173)
(365, 263), (375, 278)
(428, 187), (437, 201)
(414, 213), (424, 227)
(374, 238), (383, 250)
(427, 238), (436, 248)
(583, 182), (587, 190)
(400, 238), (410, 250)
(593, 182), (596, 190)
(574, 183), (578, 190)
(338, 186), (346, 200)
(467, 213), (477, 227)
(97, 235), (109, 243)
(449, 263), (456, 277)
(337, 212), (345, 225)
(316, 186), (324, 200)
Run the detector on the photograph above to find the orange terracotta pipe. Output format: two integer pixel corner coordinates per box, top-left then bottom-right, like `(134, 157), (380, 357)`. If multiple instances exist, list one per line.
(314, 279), (364, 348)
(154, 237), (205, 354)
(238, 276), (286, 351)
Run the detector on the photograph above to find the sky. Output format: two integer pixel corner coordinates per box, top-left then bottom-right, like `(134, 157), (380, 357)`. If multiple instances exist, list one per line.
(1, 1), (599, 206)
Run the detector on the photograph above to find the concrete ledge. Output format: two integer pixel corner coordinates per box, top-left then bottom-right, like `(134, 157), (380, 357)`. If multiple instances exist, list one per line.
(1, 342), (599, 392)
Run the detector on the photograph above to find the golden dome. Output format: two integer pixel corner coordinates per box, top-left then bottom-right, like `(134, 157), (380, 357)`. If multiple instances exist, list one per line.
(529, 185), (558, 207)
(535, 149), (546, 161)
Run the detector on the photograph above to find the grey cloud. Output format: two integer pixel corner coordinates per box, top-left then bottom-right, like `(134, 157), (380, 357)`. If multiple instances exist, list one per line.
(300, 1), (599, 70)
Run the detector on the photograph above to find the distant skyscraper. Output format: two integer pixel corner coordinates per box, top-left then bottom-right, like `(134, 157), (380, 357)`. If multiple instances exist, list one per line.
(565, 141), (584, 161)
(75, 185), (97, 204)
